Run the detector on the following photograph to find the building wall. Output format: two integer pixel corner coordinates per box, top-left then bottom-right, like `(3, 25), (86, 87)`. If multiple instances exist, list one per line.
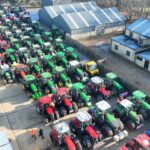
(104, 25), (125, 34)
(111, 40), (136, 62)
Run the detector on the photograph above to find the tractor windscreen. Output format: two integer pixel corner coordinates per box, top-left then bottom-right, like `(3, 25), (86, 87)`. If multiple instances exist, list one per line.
(89, 65), (97, 71)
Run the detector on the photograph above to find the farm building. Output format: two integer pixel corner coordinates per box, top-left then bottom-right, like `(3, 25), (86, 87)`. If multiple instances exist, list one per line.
(111, 18), (150, 63)
(39, 1), (126, 39)
(41, 0), (72, 7)
(39, 1), (99, 26)
(135, 51), (150, 71)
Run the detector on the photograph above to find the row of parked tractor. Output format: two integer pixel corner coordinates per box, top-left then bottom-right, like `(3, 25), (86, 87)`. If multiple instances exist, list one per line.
(0, 6), (150, 150)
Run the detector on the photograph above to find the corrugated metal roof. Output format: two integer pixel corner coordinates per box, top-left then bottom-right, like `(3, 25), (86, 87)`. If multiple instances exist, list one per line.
(55, 7), (125, 30)
(127, 18), (150, 38)
(44, 1), (98, 19)
(112, 35), (144, 51)
(137, 50), (150, 61)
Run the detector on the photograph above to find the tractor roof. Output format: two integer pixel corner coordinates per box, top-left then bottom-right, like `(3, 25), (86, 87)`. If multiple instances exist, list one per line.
(119, 99), (133, 109)
(56, 87), (69, 96)
(5, 31), (12, 36)
(15, 29), (22, 33)
(22, 36), (30, 40)
(5, 48), (14, 53)
(33, 44), (40, 49)
(11, 38), (18, 43)
(44, 31), (51, 35)
(91, 76), (104, 85)
(15, 64), (26, 69)
(86, 61), (96, 66)
(55, 66), (65, 73)
(19, 47), (27, 52)
(56, 51), (65, 57)
(132, 90), (146, 100)
(66, 47), (74, 52)
(40, 72), (52, 79)
(54, 121), (70, 134)
(134, 133), (150, 148)
(76, 111), (92, 123)
(96, 100), (111, 112)
(24, 75), (35, 81)
(34, 33), (40, 37)
(106, 72), (118, 80)
(71, 82), (84, 90)
(44, 42), (51, 47)
(42, 54), (52, 60)
(38, 95), (51, 104)
(26, 27), (32, 31)
(55, 38), (62, 43)
(27, 58), (38, 64)
(69, 60), (79, 67)
(32, 20), (38, 23)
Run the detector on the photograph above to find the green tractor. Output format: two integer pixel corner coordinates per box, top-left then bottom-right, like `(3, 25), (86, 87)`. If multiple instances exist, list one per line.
(20, 23), (28, 31)
(3, 31), (13, 41)
(70, 82), (92, 107)
(30, 21), (40, 33)
(4, 48), (18, 64)
(14, 29), (22, 38)
(42, 42), (56, 55)
(54, 66), (72, 88)
(41, 31), (53, 42)
(10, 38), (20, 51)
(38, 72), (57, 94)
(88, 100), (128, 141)
(24, 27), (34, 37)
(18, 47), (30, 63)
(113, 99), (144, 129)
(21, 36), (32, 49)
(130, 90), (146, 102)
(33, 34), (44, 46)
(67, 60), (89, 83)
(54, 38), (65, 51)
(55, 51), (68, 68)
(40, 54), (55, 72)
(51, 25), (63, 39)
(105, 72), (127, 97)
(65, 47), (78, 60)
(30, 44), (43, 58)
(27, 58), (43, 77)
(22, 75), (42, 99)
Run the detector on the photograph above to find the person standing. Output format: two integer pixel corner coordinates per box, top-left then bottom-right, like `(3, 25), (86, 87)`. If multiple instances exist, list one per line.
(39, 128), (44, 139)
(31, 129), (36, 140)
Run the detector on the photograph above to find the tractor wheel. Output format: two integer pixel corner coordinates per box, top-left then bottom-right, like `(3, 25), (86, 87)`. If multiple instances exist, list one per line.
(54, 110), (60, 120)
(101, 126), (113, 137)
(138, 109), (148, 120)
(126, 145), (134, 150)
(82, 135), (92, 148)
(59, 146), (66, 150)
(138, 114), (144, 123)
(72, 102), (78, 113)
(70, 122), (75, 133)
(60, 107), (67, 116)
(96, 95), (103, 102)
(74, 139), (83, 150)
(119, 120), (124, 130)
(45, 88), (49, 94)
(50, 134), (56, 145)
(43, 117), (49, 124)
(126, 120), (135, 129)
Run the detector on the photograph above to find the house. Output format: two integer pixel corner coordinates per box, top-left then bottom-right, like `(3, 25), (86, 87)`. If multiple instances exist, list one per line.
(111, 18), (150, 63)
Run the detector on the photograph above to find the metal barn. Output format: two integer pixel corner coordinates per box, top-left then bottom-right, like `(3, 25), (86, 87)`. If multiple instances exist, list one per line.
(39, 1), (99, 26)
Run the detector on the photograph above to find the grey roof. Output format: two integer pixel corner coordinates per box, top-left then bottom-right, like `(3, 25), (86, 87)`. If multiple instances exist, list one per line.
(44, 1), (99, 19)
(54, 7), (125, 30)
(127, 18), (150, 38)
(137, 50), (150, 61)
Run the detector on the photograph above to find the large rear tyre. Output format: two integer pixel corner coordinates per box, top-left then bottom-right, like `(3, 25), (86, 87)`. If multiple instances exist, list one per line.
(101, 126), (113, 137)
(54, 110), (60, 120)
(138, 109), (148, 120)
(60, 107), (67, 116)
(126, 120), (135, 129)
(72, 102), (78, 113)
(74, 139), (83, 150)
(82, 135), (92, 148)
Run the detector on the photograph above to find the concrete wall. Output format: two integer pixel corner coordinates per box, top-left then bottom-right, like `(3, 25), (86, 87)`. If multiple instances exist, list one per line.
(111, 40), (136, 62)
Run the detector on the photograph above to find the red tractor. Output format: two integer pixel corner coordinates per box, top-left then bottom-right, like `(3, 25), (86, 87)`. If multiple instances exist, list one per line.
(36, 95), (59, 123)
(50, 121), (82, 150)
(14, 64), (27, 81)
(70, 111), (102, 149)
(118, 133), (150, 150)
(51, 87), (78, 116)
(86, 76), (111, 101)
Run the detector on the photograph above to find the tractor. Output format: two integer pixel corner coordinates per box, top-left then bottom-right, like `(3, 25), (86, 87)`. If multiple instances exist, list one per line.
(40, 54), (55, 72)
(105, 72), (127, 97)
(30, 44), (43, 58)
(88, 100), (128, 141)
(42, 42), (55, 55)
(130, 90), (146, 102)
(20, 23), (28, 31)
(32, 34), (44, 46)
(70, 82), (92, 107)
(55, 51), (68, 68)
(51, 25), (63, 39)
(85, 61), (99, 76)
(4, 48), (18, 64)
(38, 72), (57, 94)
(14, 64), (27, 81)
(36, 95), (59, 123)
(21, 36), (32, 49)
(18, 47), (30, 63)
(86, 76), (111, 101)
(51, 87), (78, 116)
(20, 14), (31, 24)
(3, 31), (13, 41)
(27, 58), (43, 78)
(0, 40), (8, 52)
(70, 111), (102, 149)
(65, 47), (78, 61)
(10, 38), (20, 51)
(41, 31), (53, 42)
(53, 66), (72, 88)
(24, 27), (34, 37)
(13, 29), (22, 38)
(54, 38), (65, 51)
(22, 75), (42, 99)
(113, 99), (144, 130)
(30, 21), (39, 32)
(67, 60), (89, 83)
(50, 121), (82, 150)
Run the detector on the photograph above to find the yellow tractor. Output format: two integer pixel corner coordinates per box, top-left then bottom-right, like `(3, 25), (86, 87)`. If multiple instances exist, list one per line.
(85, 61), (99, 76)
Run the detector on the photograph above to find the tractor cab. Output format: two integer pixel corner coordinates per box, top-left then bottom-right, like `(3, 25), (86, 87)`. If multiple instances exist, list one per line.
(43, 42), (55, 55)
(55, 38), (65, 51)
(33, 34), (43, 45)
(20, 23), (28, 31)
(65, 47), (78, 60)
(3, 18), (11, 27)
(18, 47), (28, 55)
(31, 44), (43, 58)
(51, 25), (63, 39)
(0, 40), (8, 51)
(10, 38), (20, 50)
(39, 72), (53, 83)
(70, 82), (86, 94)
(85, 61), (99, 76)
(23, 75), (36, 85)
(41, 54), (53, 64)
(132, 90), (146, 102)
(4, 31), (13, 40)
(31, 21), (39, 30)
(20, 14), (31, 23)
(24, 27), (33, 36)
(14, 29), (22, 38)
(42, 31), (53, 42)
(119, 99), (134, 112)
(21, 36), (32, 48)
